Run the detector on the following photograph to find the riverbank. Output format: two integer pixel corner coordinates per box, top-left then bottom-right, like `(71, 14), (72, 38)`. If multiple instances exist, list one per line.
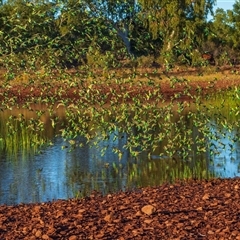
(1, 65), (240, 104)
(0, 178), (240, 239)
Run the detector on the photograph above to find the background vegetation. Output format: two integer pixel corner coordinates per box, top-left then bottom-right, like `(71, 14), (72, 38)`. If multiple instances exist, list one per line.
(0, 0), (240, 75)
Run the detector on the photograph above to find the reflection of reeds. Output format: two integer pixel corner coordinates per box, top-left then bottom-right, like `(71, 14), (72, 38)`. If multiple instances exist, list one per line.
(66, 153), (214, 200)
(127, 156), (214, 188)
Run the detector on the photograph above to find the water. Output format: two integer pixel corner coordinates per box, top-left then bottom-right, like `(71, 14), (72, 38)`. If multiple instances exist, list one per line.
(0, 94), (240, 205)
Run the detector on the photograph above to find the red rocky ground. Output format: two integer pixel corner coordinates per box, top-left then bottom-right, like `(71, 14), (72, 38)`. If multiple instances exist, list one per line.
(0, 178), (240, 239)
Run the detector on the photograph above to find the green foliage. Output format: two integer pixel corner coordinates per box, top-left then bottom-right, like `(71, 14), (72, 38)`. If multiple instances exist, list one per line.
(207, 2), (240, 65)
(0, 0), (59, 71)
(0, 0), (225, 71)
(137, 0), (215, 65)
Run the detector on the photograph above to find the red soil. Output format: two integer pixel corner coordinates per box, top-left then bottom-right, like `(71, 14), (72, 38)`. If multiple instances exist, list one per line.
(1, 178), (240, 239)
(1, 77), (240, 105)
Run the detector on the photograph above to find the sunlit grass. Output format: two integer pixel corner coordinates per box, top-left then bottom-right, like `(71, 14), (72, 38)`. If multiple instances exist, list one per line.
(1, 64), (240, 88)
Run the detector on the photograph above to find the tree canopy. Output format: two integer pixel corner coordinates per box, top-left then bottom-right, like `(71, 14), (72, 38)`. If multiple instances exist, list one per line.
(0, 0), (240, 72)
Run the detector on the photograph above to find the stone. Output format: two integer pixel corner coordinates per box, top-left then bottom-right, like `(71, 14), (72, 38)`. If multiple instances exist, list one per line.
(141, 205), (156, 215)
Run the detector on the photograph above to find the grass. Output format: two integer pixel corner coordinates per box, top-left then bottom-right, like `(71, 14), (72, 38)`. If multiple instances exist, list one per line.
(1, 65), (240, 87)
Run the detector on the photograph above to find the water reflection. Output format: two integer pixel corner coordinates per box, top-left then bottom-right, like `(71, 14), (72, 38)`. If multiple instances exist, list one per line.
(208, 121), (240, 177)
(65, 130), (129, 197)
(0, 138), (70, 204)
(0, 100), (239, 205)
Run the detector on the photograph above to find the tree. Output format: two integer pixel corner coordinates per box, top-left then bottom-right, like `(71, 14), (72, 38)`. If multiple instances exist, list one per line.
(82, 0), (138, 56)
(136, 0), (216, 66)
(0, 0), (60, 70)
(227, 1), (240, 50)
(209, 2), (240, 65)
(55, 0), (122, 67)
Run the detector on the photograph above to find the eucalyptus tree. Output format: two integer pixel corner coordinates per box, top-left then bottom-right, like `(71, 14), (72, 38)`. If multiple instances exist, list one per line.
(209, 2), (240, 65)
(81, 0), (139, 57)
(223, 0), (240, 63)
(55, 0), (121, 68)
(0, 0), (60, 71)
(206, 8), (230, 64)
(136, 0), (216, 66)
(228, 0), (240, 50)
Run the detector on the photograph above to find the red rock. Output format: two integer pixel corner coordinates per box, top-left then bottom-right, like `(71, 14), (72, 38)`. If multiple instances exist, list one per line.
(68, 236), (77, 240)
(104, 214), (112, 222)
(35, 230), (42, 238)
(141, 205), (156, 215)
(42, 234), (50, 240)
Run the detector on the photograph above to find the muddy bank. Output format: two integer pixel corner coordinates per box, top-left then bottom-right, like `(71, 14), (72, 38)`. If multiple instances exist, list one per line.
(1, 77), (240, 105)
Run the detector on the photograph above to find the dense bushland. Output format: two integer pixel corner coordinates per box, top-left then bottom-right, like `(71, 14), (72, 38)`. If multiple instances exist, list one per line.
(0, 0), (240, 76)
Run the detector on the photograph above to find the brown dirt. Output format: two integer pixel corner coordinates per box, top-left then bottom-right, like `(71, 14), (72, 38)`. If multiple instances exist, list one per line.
(1, 64), (240, 104)
(1, 178), (240, 239)
(1, 77), (240, 105)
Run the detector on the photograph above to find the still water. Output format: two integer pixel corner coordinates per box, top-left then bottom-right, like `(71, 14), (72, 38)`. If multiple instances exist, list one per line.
(0, 95), (240, 205)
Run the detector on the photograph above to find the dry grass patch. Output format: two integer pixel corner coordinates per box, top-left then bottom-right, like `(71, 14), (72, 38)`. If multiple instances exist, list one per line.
(0, 65), (240, 88)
